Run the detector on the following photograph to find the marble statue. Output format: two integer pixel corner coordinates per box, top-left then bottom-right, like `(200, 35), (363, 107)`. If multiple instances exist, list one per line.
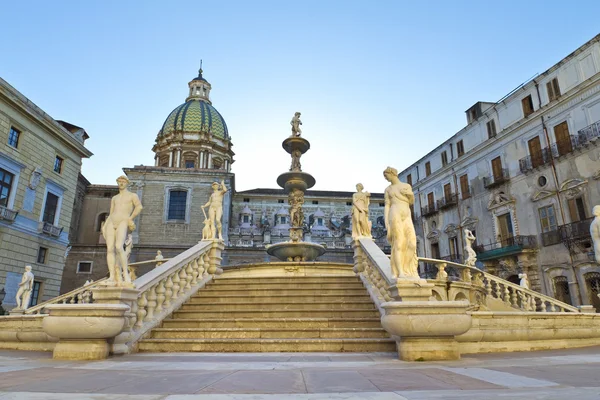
(101, 175), (143, 287)
(289, 188), (304, 227)
(464, 229), (477, 268)
(352, 183), (372, 239)
(290, 149), (302, 171)
(202, 180), (227, 240)
(518, 273), (530, 289)
(15, 265), (34, 310)
(290, 112), (302, 137)
(591, 205), (600, 264)
(383, 167), (419, 279)
(155, 250), (164, 267)
(28, 167), (42, 190)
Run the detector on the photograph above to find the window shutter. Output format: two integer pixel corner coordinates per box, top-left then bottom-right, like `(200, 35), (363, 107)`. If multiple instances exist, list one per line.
(567, 198), (579, 222)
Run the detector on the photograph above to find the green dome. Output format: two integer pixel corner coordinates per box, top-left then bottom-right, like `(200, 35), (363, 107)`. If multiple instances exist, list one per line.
(159, 99), (229, 140)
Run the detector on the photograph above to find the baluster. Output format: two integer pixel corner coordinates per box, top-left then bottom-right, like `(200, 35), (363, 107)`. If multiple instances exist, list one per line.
(485, 279), (492, 296)
(155, 279), (166, 313)
(503, 285), (511, 304)
(436, 263), (448, 281)
(494, 281), (502, 300)
(69, 296), (76, 304)
(164, 275), (174, 308)
(185, 262), (193, 291)
(172, 270), (181, 299)
(191, 258), (200, 285)
(461, 267), (472, 283)
(135, 292), (148, 329)
(509, 287), (517, 306)
(528, 296), (536, 312)
(203, 253), (211, 276)
(145, 285), (158, 321)
(540, 300), (548, 312)
(549, 302), (556, 312)
(179, 266), (188, 292)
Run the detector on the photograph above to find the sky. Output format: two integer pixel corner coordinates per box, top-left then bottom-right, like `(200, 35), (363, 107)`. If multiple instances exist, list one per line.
(2, 1), (600, 193)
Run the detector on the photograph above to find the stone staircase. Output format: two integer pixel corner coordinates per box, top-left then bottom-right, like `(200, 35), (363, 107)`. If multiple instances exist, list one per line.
(138, 275), (396, 352)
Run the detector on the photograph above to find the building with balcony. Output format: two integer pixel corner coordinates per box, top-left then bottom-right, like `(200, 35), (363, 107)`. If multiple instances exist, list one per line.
(0, 78), (92, 310)
(399, 34), (600, 309)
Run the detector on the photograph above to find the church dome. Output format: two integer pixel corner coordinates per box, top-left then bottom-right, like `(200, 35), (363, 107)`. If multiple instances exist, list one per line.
(158, 99), (229, 140)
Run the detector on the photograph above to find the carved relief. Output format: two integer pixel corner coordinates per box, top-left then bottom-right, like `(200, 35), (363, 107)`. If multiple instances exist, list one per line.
(559, 178), (587, 199)
(427, 229), (440, 244)
(488, 191), (515, 210)
(443, 223), (458, 238)
(531, 190), (555, 202)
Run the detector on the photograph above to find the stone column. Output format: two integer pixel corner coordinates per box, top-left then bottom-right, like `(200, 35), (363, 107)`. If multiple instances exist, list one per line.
(168, 151), (173, 167)
(176, 148), (182, 168)
(208, 153), (212, 169)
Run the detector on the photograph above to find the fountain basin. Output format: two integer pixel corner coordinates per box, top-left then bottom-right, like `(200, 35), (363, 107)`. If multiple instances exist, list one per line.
(277, 171), (315, 191)
(266, 241), (326, 262)
(282, 137), (310, 154)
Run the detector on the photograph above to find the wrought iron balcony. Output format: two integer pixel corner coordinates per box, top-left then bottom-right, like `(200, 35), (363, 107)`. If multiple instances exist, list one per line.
(483, 168), (510, 189)
(0, 205), (18, 223)
(437, 193), (458, 210)
(39, 222), (63, 238)
(474, 235), (537, 260)
(542, 218), (593, 247)
(578, 120), (600, 142)
(551, 134), (595, 158)
(421, 203), (438, 218)
(519, 148), (552, 174)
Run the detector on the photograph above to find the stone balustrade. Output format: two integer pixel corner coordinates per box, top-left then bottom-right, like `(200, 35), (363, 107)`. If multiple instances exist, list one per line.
(25, 278), (107, 315)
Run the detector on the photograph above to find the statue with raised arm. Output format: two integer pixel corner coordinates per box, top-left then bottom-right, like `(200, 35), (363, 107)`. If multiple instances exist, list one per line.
(202, 180), (228, 240)
(383, 167), (419, 279)
(15, 265), (34, 310)
(591, 206), (600, 264)
(101, 175), (143, 287)
(290, 112), (302, 137)
(352, 183), (372, 239)
(464, 229), (477, 268)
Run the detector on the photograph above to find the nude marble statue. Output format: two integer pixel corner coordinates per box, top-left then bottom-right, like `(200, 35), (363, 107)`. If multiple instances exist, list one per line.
(591, 206), (600, 264)
(290, 112), (302, 137)
(518, 273), (530, 289)
(464, 229), (477, 268)
(383, 167), (419, 279)
(15, 265), (34, 310)
(101, 175), (143, 286)
(352, 183), (371, 239)
(202, 180), (228, 240)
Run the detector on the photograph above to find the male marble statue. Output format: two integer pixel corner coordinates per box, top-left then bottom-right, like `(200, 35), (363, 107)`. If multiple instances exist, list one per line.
(352, 183), (372, 239)
(383, 167), (419, 278)
(290, 112), (302, 137)
(15, 265), (34, 310)
(102, 175), (143, 286)
(464, 229), (477, 268)
(591, 205), (600, 264)
(202, 180), (228, 240)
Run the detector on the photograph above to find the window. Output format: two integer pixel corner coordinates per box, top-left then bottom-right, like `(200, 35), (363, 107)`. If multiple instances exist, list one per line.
(243, 198), (250, 203)
(317, 218), (324, 226)
(280, 216), (287, 224)
(449, 237), (459, 256)
(547, 78), (561, 101)
(53, 156), (63, 173)
(460, 174), (470, 199)
(425, 162), (431, 177)
(96, 213), (108, 232)
(427, 192), (435, 208)
(168, 190), (187, 220)
(8, 127), (20, 148)
(443, 183), (452, 201)
(30, 281), (42, 307)
(185, 160), (195, 169)
(77, 261), (93, 274)
(486, 120), (497, 139)
(312, 201), (319, 205)
(528, 136), (543, 168)
(553, 276), (572, 305)
(42, 193), (59, 224)
(522, 95), (534, 117)
(346, 201), (352, 206)
(538, 205), (557, 233)
(441, 151), (448, 167)
(278, 199), (284, 204)
(491, 156), (503, 180)
(457, 140), (464, 157)
(37, 247), (48, 264)
(242, 215), (250, 223)
(0, 168), (15, 207)
(406, 174), (412, 186)
(554, 121), (572, 156)
(567, 197), (587, 222)
(379, 202), (384, 207)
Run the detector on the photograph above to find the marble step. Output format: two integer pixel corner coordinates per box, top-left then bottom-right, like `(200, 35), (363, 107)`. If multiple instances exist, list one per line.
(137, 338), (397, 353)
(161, 317), (384, 329)
(179, 301), (376, 311)
(205, 282), (366, 290)
(172, 309), (380, 319)
(212, 277), (361, 285)
(150, 327), (390, 339)
(196, 288), (368, 296)
(188, 294), (373, 303)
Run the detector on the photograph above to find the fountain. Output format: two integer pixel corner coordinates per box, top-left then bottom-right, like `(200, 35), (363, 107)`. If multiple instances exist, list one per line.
(266, 113), (326, 262)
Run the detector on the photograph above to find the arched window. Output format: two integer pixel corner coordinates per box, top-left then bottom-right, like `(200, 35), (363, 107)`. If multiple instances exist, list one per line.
(584, 272), (600, 310)
(552, 276), (572, 305)
(168, 190), (187, 221)
(96, 213), (108, 232)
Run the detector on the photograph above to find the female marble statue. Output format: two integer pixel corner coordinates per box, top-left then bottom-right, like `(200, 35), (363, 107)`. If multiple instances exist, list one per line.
(464, 229), (477, 268)
(591, 205), (600, 264)
(352, 183), (371, 239)
(383, 167), (419, 278)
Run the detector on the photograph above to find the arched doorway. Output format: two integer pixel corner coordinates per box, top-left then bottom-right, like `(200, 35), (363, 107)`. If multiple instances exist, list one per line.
(584, 272), (600, 310)
(506, 274), (520, 285)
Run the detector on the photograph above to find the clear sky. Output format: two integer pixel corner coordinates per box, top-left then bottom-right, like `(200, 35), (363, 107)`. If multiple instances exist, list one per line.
(2, 1), (599, 193)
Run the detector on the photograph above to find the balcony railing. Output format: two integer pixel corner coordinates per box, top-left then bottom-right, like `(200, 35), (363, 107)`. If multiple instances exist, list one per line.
(519, 148), (552, 174)
(39, 221), (63, 237)
(474, 235), (537, 260)
(0, 205), (18, 222)
(437, 193), (458, 210)
(542, 218), (593, 248)
(421, 203), (438, 217)
(578, 120), (600, 142)
(483, 168), (510, 188)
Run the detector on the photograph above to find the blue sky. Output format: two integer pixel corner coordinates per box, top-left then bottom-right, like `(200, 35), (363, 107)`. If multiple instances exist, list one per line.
(2, 1), (599, 193)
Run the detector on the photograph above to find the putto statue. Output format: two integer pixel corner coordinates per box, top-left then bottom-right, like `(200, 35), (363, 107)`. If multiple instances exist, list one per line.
(591, 205), (600, 264)
(290, 112), (302, 137)
(202, 180), (228, 240)
(383, 167), (419, 279)
(102, 175), (143, 287)
(464, 229), (477, 268)
(352, 183), (372, 239)
(15, 265), (34, 310)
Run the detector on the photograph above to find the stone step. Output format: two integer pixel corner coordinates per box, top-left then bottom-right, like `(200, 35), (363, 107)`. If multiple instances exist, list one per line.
(205, 282), (366, 290)
(150, 327), (390, 339)
(179, 301), (377, 311)
(197, 288), (368, 296)
(161, 318), (383, 329)
(172, 309), (380, 319)
(213, 277), (361, 285)
(188, 294), (373, 303)
(137, 338), (397, 352)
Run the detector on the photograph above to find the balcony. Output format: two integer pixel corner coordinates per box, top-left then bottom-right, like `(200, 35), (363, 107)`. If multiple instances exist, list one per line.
(421, 203), (438, 218)
(551, 134), (597, 158)
(542, 218), (593, 247)
(578, 120), (600, 142)
(483, 168), (510, 189)
(0, 205), (18, 223)
(437, 193), (458, 210)
(474, 235), (537, 261)
(519, 148), (552, 174)
(39, 221), (63, 238)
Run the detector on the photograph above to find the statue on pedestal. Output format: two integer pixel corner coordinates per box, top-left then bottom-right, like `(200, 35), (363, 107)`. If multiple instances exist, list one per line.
(15, 265), (34, 310)
(464, 229), (477, 268)
(101, 176), (143, 287)
(591, 205), (600, 264)
(202, 180), (228, 240)
(352, 183), (372, 239)
(383, 167), (419, 279)
(290, 112), (302, 137)
(518, 273), (530, 289)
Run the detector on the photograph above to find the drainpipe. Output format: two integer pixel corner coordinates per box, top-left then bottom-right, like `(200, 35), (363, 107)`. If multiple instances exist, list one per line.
(453, 170), (463, 261)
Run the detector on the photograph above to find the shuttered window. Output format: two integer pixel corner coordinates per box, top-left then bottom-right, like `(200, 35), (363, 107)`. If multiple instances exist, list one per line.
(547, 78), (561, 101)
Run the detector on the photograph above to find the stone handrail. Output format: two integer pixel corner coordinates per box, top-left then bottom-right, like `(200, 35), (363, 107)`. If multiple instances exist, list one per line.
(128, 258), (171, 280)
(419, 257), (580, 313)
(25, 278), (108, 315)
(353, 239), (393, 309)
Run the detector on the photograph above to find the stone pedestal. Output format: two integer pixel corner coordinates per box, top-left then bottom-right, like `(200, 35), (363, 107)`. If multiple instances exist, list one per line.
(381, 301), (472, 361)
(92, 286), (140, 354)
(42, 304), (129, 360)
(388, 279), (435, 302)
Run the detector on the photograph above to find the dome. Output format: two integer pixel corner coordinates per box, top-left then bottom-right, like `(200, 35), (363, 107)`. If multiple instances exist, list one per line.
(158, 99), (229, 140)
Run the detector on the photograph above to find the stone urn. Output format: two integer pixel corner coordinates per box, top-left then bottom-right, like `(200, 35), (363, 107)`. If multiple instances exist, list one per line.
(381, 301), (472, 361)
(42, 303), (129, 360)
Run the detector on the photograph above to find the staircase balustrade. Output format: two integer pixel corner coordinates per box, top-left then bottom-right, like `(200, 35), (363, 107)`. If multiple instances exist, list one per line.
(25, 278), (108, 315)
(353, 239), (393, 308)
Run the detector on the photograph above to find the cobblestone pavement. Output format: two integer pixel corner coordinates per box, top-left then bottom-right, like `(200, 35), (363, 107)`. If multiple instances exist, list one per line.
(1, 347), (600, 399)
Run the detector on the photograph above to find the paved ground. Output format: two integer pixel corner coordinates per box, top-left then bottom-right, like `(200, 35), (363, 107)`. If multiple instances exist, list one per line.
(1, 347), (600, 399)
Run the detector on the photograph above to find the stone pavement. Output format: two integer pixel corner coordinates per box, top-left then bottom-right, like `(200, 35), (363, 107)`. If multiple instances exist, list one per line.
(1, 347), (600, 399)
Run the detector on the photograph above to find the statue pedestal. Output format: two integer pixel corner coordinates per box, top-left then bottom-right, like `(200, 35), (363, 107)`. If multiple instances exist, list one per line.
(388, 279), (435, 302)
(92, 286), (140, 354)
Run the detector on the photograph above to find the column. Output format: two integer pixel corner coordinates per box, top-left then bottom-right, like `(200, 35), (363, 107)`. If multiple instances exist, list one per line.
(200, 152), (205, 169)
(176, 149), (182, 168)
(168, 151), (173, 168)
(208, 153), (212, 169)
(154, 155), (159, 167)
